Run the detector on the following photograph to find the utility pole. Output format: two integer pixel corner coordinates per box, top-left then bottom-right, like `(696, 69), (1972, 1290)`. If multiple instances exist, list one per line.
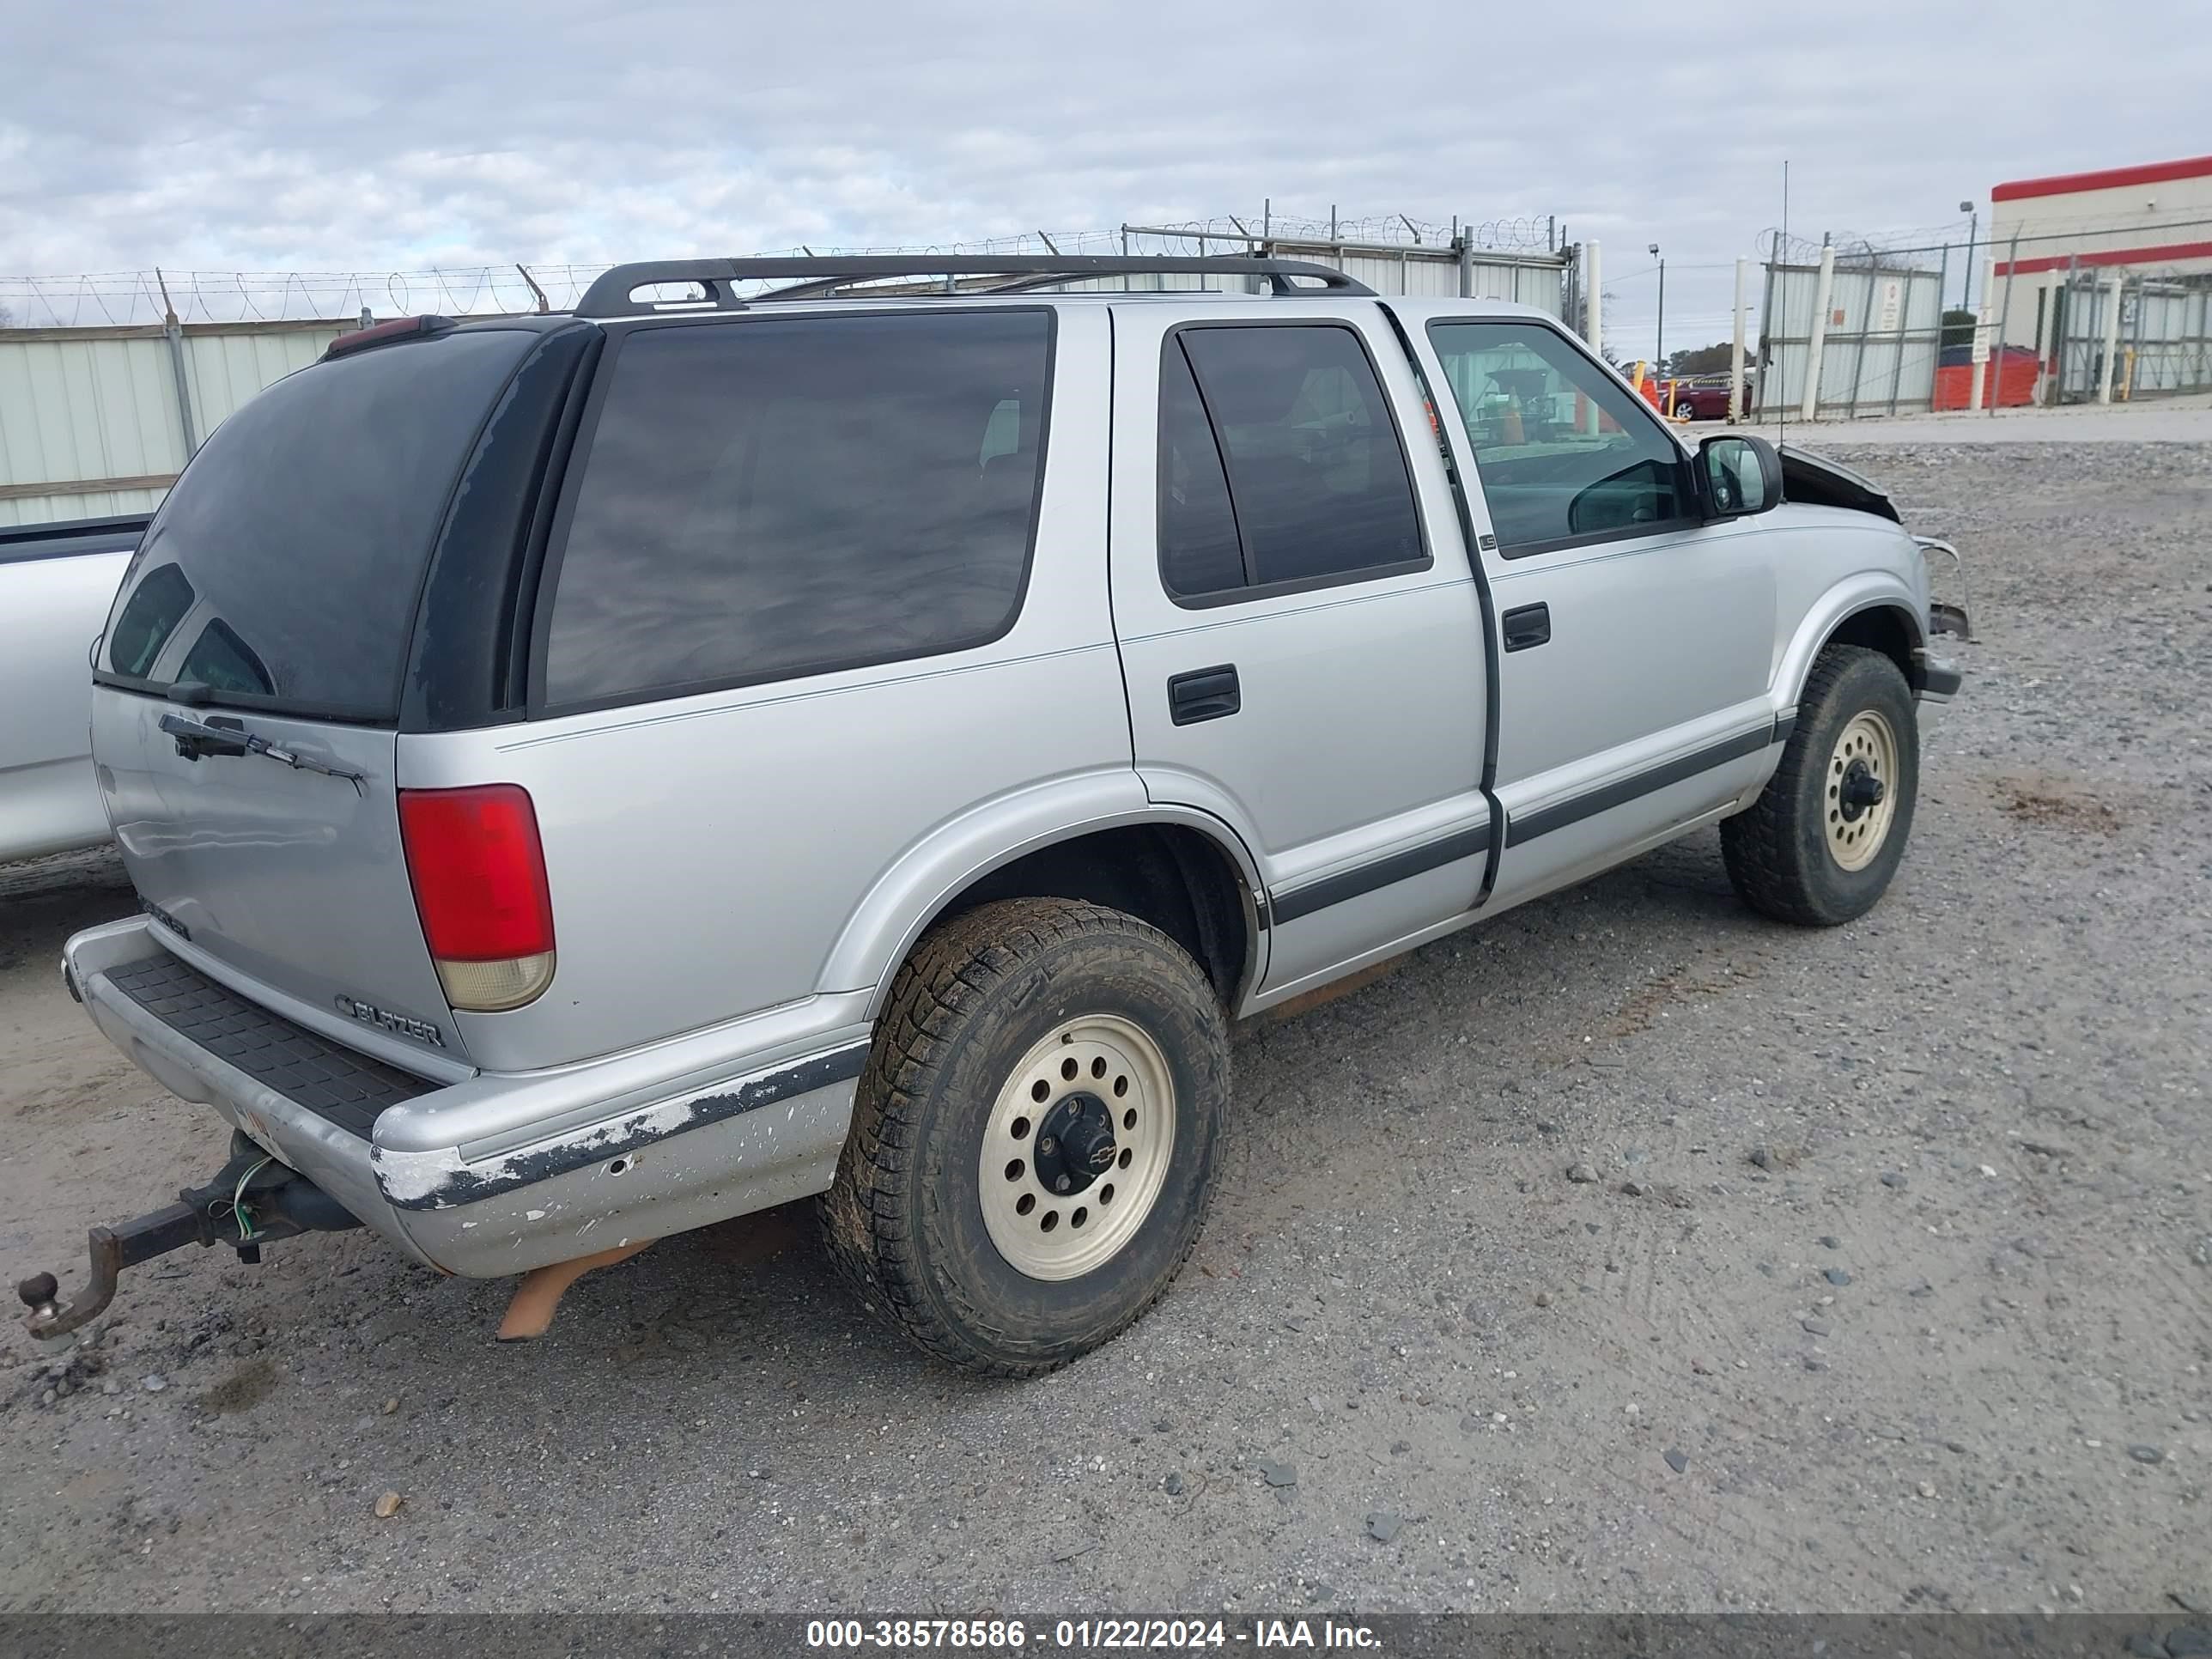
(1968, 251), (1996, 411)
(1801, 240), (1838, 422)
(2097, 270), (2124, 404)
(1991, 232), (2021, 416)
(1960, 199), (1977, 315)
(154, 267), (198, 456)
(1584, 240), (1603, 352)
(1729, 255), (1748, 422)
(1649, 243), (1666, 371)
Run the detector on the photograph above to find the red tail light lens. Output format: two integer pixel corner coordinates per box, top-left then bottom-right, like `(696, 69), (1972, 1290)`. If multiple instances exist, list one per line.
(398, 785), (556, 1012)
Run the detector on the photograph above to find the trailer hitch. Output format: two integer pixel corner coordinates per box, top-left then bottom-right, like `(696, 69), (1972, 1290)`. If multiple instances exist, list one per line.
(15, 1133), (361, 1340)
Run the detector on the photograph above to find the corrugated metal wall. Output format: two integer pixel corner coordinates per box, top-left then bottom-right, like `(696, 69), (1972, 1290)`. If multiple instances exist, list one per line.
(1034, 241), (1571, 314)
(1271, 241), (1567, 310)
(2051, 276), (2212, 401)
(0, 320), (342, 526)
(1757, 259), (1947, 417)
(1, 254), (1572, 527)
(2127, 283), (2212, 395)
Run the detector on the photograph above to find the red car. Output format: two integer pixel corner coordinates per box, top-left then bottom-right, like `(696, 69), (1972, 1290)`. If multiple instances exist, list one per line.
(1669, 373), (1754, 422)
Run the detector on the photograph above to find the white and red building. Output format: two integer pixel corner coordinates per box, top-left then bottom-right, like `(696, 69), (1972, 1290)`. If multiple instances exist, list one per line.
(1986, 155), (2212, 398)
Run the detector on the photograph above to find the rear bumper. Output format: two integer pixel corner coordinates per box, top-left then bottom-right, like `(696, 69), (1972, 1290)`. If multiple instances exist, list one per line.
(62, 918), (866, 1277)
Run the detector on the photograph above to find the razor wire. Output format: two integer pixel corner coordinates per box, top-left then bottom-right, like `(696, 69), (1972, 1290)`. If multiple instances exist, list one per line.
(0, 211), (1560, 327)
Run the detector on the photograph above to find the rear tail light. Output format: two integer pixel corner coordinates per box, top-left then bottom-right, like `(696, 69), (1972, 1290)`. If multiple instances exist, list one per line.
(398, 784), (556, 1012)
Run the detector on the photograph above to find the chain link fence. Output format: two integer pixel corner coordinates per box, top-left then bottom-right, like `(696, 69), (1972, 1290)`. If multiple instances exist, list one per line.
(1754, 216), (2212, 417)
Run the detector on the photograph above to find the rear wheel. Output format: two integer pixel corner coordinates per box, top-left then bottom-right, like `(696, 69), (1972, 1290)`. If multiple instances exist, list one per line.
(1722, 644), (1919, 926)
(820, 898), (1230, 1376)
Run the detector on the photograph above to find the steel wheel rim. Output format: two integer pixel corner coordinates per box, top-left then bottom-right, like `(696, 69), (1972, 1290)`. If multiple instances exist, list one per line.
(979, 1014), (1176, 1281)
(1826, 709), (1899, 872)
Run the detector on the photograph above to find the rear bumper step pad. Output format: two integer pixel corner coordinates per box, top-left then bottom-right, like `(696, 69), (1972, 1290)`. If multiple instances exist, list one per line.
(103, 953), (431, 1139)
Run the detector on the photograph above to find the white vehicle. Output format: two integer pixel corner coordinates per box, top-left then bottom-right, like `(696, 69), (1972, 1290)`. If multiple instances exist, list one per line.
(0, 515), (144, 862)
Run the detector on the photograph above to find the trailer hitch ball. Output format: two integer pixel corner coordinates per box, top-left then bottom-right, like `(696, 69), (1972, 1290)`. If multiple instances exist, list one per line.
(17, 1273), (60, 1321)
(19, 1150), (365, 1338)
(18, 1223), (138, 1339)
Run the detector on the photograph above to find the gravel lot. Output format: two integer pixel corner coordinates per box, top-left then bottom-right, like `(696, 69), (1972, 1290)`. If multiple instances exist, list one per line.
(1734, 392), (2212, 447)
(2, 441), (2207, 1616)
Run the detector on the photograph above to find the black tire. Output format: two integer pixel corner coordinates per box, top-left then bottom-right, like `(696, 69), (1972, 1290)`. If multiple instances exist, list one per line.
(819, 897), (1231, 1376)
(1722, 644), (1920, 926)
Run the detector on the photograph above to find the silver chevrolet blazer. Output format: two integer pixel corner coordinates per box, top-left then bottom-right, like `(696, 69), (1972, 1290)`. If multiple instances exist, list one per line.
(21, 254), (1966, 1374)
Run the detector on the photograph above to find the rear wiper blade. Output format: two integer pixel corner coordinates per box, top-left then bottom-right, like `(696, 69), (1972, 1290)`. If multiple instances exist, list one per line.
(158, 712), (368, 796)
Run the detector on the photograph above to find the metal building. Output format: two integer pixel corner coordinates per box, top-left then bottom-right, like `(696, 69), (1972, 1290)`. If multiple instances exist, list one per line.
(1985, 155), (2212, 403)
(2, 224), (1577, 526)
(0, 319), (343, 525)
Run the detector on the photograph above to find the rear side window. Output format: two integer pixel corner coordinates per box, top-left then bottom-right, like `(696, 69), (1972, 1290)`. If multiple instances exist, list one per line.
(178, 619), (274, 697)
(1157, 325), (1425, 601)
(106, 562), (195, 677)
(99, 329), (535, 720)
(1157, 345), (1245, 597)
(540, 309), (1052, 709)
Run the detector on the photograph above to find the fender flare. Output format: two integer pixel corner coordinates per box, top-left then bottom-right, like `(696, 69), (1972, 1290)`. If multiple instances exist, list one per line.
(1773, 575), (1926, 716)
(817, 775), (1268, 1019)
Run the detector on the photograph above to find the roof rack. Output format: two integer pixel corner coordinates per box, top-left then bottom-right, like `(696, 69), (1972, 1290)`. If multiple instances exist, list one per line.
(573, 256), (1372, 318)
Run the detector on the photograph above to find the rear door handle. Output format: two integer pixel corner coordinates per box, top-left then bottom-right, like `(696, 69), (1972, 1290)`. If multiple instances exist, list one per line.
(1501, 603), (1551, 652)
(1168, 664), (1240, 726)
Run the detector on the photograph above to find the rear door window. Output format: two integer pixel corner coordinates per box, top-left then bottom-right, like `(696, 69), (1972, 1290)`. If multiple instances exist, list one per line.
(539, 309), (1053, 710)
(98, 328), (535, 720)
(1156, 343), (1247, 598)
(1158, 325), (1426, 600)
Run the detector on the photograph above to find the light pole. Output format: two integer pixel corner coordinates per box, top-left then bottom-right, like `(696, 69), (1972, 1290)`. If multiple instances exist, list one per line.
(1649, 242), (1665, 372)
(1960, 200), (1977, 314)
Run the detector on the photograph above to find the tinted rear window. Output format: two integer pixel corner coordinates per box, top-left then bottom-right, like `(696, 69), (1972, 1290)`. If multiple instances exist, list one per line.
(1173, 325), (1425, 593)
(539, 309), (1051, 709)
(1157, 341), (1246, 598)
(100, 329), (534, 720)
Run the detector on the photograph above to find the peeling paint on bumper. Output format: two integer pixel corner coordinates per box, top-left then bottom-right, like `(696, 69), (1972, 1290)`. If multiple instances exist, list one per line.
(60, 916), (868, 1279)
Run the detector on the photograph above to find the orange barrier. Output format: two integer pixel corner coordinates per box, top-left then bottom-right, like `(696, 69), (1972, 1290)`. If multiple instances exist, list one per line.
(1933, 354), (2039, 410)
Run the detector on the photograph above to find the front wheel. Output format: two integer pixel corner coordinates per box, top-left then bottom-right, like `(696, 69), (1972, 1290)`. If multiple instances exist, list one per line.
(1722, 644), (1920, 926)
(819, 897), (1230, 1376)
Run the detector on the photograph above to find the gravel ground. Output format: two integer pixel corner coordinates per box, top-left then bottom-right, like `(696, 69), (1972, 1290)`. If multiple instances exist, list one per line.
(2, 441), (2207, 1616)
(1732, 393), (2212, 446)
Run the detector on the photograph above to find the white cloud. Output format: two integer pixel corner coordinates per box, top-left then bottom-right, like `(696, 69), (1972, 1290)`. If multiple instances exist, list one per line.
(6, 0), (2208, 340)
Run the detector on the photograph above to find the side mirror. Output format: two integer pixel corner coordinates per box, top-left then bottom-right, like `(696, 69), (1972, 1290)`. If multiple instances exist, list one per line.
(1698, 434), (1783, 520)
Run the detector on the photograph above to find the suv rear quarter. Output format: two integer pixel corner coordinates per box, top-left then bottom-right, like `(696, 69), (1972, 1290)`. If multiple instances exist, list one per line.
(75, 299), (1133, 1275)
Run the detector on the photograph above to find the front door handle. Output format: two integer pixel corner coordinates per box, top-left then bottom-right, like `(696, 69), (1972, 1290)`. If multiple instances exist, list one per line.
(1501, 602), (1552, 652)
(1168, 664), (1240, 726)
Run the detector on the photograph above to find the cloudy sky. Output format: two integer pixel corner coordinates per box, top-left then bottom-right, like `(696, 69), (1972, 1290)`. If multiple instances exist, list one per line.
(5, 0), (2208, 349)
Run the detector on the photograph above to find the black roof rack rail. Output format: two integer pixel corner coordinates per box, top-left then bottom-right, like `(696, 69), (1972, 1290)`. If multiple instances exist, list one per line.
(573, 256), (1372, 318)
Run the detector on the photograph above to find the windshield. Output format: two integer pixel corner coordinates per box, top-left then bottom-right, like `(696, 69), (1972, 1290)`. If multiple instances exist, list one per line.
(99, 327), (536, 721)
